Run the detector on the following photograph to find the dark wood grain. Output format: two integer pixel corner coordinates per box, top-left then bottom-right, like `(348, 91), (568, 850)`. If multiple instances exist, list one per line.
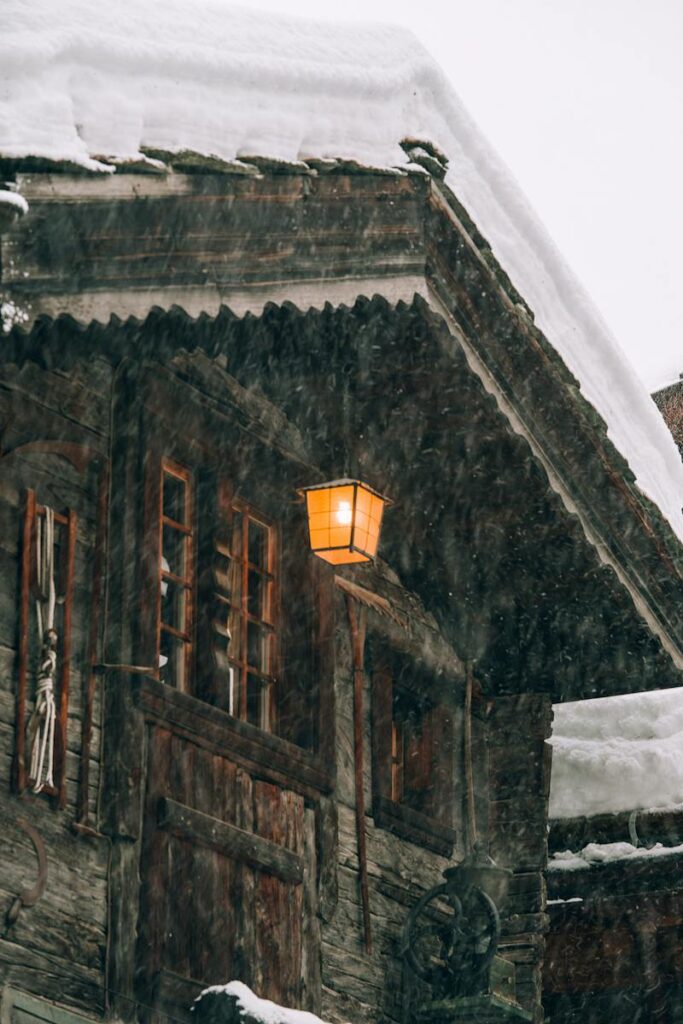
(157, 796), (304, 885)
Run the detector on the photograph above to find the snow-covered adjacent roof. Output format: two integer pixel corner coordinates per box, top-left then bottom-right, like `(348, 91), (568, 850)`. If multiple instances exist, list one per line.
(2, 0), (683, 541)
(550, 688), (683, 818)
(549, 840), (683, 872)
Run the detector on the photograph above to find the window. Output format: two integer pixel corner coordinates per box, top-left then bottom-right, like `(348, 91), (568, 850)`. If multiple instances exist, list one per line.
(139, 363), (332, 758)
(153, 456), (314, 742)
(371, 646), (456, 855)
(159, 460), (194, 692)
(220, 501), (277, 731)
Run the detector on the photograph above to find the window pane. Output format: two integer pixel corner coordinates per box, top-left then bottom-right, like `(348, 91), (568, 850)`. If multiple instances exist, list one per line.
(162, 524), (187, 578)
(247, 621), (270, 674)
(160, 631), (187, 690)
(161, 578), (188, 633)
(226, 606), (243, 662)
(214, 552), (241, 605)
(248, 520), (268, 568)
(163, 472), (187, 523)
(246, 674), (268, 729)
(247, 569), (269, 620)
(231, 509), (244, 560)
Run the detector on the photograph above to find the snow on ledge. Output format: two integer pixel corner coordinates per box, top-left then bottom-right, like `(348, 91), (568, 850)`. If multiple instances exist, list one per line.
(2, 1), (683, 540)
(194, 982), (336, 1024)
(549, 840), (683, 872)
(550, 687), (683, 819)
(0, 189), (29, 216)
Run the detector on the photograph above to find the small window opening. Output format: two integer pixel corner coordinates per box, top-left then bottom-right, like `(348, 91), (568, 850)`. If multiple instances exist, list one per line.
(159, 460), (194, 691)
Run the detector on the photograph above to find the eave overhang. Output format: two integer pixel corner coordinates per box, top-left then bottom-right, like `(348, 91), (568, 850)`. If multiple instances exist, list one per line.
(1, 164), (681, 691)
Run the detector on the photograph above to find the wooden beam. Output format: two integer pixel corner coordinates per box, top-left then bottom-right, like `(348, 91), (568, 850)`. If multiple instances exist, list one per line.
(134, 675), (333, 798)
(346, 595), (372, 954)
(157, 797), (304, 886)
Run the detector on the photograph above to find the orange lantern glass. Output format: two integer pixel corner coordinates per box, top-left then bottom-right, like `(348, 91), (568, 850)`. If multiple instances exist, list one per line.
(299, 479), (389, 565)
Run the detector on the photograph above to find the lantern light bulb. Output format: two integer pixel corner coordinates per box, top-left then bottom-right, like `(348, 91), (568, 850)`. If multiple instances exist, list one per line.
(336, 500), (353, 526)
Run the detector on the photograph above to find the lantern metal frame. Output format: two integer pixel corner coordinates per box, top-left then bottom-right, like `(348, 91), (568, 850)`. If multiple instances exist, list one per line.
(297, 478), (391, 565)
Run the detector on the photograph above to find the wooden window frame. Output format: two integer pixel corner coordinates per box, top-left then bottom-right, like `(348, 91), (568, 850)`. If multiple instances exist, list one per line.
(221, 498), (280, 732)
(157, 458), (195, 693)
(15, 489), (77, 807)
(371, 648), (456, 856)
(137, 364), (336, 766)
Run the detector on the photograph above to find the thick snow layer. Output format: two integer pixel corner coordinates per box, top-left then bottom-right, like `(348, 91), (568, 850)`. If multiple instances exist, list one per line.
(550, 688), (683, 818)
(196, 982), (332, 1024)
(549, 840), (683, 872)
(0, 190), (29, 215)
(2, 0), (683, 539)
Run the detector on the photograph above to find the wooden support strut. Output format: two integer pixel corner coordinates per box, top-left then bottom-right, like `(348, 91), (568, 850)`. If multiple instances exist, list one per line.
(346, 594), (372, 954)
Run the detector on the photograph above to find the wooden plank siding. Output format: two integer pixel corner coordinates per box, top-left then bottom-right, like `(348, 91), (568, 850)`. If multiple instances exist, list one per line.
(1, 168), (671, 1024)
(2, 173), (426, 299)
(0, 360), (111, 1015)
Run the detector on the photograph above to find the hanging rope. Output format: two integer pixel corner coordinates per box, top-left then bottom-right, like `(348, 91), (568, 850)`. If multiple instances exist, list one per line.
(27, 507), (58, 792)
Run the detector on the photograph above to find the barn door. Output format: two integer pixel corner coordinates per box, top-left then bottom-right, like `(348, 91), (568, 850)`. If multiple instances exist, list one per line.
(137, 726), (307, 1018)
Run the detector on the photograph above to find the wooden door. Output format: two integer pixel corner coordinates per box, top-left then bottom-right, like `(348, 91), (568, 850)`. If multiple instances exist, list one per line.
(137, 725), (307, 1017)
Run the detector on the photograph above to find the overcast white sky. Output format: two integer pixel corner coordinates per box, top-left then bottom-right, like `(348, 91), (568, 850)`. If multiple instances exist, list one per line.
(242, 0), (682, 392)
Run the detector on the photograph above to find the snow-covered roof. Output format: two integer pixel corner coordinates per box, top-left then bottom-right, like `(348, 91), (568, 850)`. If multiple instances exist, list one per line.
(550, 688), (683, 818)
(2, 0), (683, 541)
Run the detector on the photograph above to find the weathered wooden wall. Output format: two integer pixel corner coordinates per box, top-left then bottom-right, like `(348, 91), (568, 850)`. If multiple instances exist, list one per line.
(319, 581), (464, 1024)
(488, 695), (553, 1023)
(1, 168), (643, 1024)
(0, 359), (112, 1015)
(0, 342), (554, 1024)
(544, 820), (683, 1021)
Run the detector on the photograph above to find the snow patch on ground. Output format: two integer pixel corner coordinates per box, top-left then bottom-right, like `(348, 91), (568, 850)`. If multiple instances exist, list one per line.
(550, 688), (683, 818)
(195, 982), (335, 1024)
(2, 1), (683, 539)
(549, 840), (683, 872)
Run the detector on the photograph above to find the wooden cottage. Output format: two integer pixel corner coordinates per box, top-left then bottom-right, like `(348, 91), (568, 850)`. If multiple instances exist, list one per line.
(1, 7), (682, 1024)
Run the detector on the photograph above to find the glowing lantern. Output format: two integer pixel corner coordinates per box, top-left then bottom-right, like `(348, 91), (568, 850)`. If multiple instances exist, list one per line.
(299, 479), (389, 565)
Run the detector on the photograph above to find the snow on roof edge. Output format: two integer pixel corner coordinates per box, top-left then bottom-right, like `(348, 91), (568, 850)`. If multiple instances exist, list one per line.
(2, 0), (682, 542)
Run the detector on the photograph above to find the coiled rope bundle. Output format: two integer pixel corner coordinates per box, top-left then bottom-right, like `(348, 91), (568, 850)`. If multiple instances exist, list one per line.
(27, 507), (58, 792)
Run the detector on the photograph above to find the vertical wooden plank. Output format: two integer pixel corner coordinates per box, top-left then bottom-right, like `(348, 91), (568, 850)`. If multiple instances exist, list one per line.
(56, 506), (77, 809)
(371, 658), (393, 810)
(346, 597), (372, 954)
(253, 781), (304, 1006)
(15, 488), (36, 794)
(301, 806), (322, 1014)
(315, 560), (336, 759)
(140, 447), (162, 677)
(234, 769), (255, 990)
(204, 752), (237, 984)
(430, 704), (455, 827)
(191, 745), (229, 982)
(167, 733), (195, 979)
(137, 726), (172, 993)
(78, 462), (109, 827)
(316, 795), (338, 924)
